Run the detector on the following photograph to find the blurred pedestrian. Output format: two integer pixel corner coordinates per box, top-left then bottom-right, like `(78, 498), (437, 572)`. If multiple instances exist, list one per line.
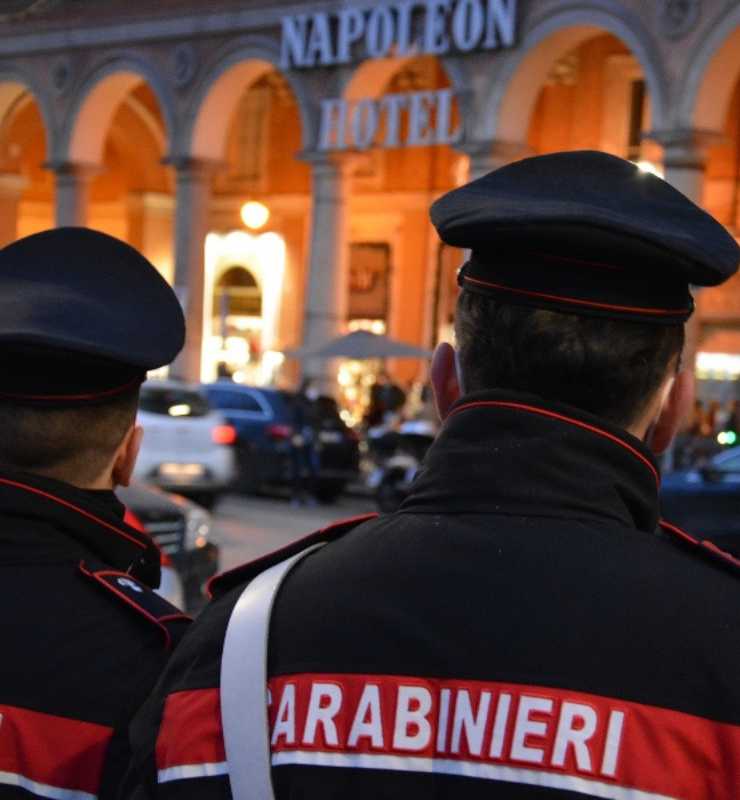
(288, 379), (319, 506)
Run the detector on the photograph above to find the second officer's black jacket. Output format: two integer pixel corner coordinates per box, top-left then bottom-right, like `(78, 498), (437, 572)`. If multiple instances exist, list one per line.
(0, 469), (190, 799)
(126, 390), (740, 799)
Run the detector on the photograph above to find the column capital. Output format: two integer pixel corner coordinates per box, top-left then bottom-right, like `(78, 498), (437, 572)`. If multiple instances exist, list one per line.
(44, 161), (100, 181)
(644, 128), (725, 169)
(164, 155), (222, 179)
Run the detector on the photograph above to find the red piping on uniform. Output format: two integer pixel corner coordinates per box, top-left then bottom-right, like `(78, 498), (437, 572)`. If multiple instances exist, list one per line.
(0, 375), (143, 402)
(159, 613), (193, 624)
(79, 563), (173, 648)
(658, 519), (697, 544)
(449, 400), (660, 488)
(463, 275), (687, 316)
(660, 519), (740, 568)
(0, 477), (147, 549)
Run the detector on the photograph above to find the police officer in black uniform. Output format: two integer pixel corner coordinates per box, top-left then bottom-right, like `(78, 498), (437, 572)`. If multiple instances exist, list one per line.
(126, 152), (740, 799)
(0, 227), (190, 798)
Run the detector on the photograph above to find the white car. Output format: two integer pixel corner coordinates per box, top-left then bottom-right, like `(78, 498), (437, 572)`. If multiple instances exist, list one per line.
(134, 381), (237, 505)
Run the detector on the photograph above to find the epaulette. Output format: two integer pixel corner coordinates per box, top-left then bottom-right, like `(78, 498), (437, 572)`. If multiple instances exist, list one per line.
(79, 560), (192, 649)
(208, 512), (379, 599)
(659, 519), (740, 576)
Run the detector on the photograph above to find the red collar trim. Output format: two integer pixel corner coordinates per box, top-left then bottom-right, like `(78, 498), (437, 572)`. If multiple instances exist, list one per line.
(0, 477), (147, 549)
(463, 275), (687, 317)
(448, 400), (659, 488)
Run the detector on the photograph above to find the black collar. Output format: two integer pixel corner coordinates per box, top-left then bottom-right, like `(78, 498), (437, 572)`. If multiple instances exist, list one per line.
(401, 390), (660, 534)
(0, 468), (161, 585)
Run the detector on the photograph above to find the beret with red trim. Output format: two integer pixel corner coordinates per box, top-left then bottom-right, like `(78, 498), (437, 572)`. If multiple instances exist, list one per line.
(430, 150), (740, 324)
(0, 227), (185, 404)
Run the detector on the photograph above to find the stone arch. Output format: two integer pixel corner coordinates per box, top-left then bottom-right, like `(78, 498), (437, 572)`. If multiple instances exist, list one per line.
(0, 66), (54, 158)
(59, 53), (174, 166)
(473, 6), (668, 144)
(181, 36), (312, 160)
(679, 5), (740, 132)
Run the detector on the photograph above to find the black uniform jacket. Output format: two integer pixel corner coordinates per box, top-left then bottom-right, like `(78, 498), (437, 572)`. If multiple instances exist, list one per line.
(0, 468), (190, 799)
(126, 391), (740, 800)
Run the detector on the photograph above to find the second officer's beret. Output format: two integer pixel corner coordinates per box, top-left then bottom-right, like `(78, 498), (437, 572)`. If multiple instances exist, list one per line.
(0, 227), (185, 404)
(431, 150), (740, 324)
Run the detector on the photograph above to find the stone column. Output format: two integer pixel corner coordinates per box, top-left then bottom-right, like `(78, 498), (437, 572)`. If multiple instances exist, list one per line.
(0, 173), (26, 245)
(127, 191), (175, 283)
(647, 129), (722, 205)
(169, 158), (216, 383)
(51, 163), (97, 228)
(300, 152), (351, 389)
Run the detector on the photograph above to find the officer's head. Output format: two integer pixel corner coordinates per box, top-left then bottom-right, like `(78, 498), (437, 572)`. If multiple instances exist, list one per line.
(0, 227), (185, 487)
(429, 151), (740, 452)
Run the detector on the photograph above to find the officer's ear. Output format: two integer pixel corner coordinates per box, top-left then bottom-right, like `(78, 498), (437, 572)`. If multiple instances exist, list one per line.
(112, 423), (144, 488)
(648, 368), (694, 455)
(431, 342), (462, 421)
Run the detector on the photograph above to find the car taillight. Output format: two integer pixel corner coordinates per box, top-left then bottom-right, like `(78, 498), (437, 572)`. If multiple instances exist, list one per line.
(267, 423), (293, 440)
(212, 424), (237, 445)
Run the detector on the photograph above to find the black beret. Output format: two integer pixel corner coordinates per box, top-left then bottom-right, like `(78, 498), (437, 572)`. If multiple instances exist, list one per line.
(431, 150), (740, 324)
(0, 227), (185, 404)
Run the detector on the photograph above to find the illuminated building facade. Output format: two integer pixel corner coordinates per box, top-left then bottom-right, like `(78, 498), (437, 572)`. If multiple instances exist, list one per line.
(1, 0), (739, 391)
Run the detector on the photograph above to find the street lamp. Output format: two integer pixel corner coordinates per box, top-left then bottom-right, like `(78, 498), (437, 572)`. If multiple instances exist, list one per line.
(240, 200), (270, 230)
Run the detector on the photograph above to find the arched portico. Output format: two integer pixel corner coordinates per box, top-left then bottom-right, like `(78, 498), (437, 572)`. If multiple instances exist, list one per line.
(180, 37), (313, 162)
(678, 4), (740, 133)
(0, 72), (53, 244)
(473, 6), (667, 146)
(60, 55), (174, 167)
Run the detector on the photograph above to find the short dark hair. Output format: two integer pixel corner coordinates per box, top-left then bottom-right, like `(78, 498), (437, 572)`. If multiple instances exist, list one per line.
(455, 292), (684, 429)
(0, 389), (140, 484)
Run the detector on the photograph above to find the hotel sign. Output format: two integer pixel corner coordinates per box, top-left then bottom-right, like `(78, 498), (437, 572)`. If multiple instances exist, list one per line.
(279, 0), (518, 151)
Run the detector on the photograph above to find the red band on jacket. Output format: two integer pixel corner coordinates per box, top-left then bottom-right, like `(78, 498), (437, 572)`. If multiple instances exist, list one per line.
(156, 689), (226, 782)
(155, 674), (740, 799)
(0, 704), (112, 797)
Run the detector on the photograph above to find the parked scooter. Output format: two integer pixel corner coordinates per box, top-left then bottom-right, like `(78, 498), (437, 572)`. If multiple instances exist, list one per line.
(368, 419), (437, 512)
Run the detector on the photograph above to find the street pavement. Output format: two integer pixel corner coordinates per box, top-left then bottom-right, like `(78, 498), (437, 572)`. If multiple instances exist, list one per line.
(210, 491), (378, 572)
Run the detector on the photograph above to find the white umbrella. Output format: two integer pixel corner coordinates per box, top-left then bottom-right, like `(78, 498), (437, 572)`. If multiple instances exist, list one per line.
(285, 330), (432, 360)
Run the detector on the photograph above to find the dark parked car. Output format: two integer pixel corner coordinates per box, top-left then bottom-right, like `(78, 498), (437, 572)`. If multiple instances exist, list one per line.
(117, 483), (219, 613)
(660, 445), (740, 558)
(203, 382), (360, 502)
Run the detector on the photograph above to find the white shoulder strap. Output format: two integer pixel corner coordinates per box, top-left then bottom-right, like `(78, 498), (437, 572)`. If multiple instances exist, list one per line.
(220, 543), (325, 800)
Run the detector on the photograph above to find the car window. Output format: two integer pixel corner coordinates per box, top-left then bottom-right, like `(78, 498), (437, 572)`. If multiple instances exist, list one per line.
(139, 387), (210, 417)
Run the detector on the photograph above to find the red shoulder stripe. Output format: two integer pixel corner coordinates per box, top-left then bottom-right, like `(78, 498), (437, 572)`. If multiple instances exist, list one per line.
(660, 519), (740, 570)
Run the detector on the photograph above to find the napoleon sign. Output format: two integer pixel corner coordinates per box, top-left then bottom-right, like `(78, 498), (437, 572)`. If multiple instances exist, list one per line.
(281, 0), (518, 69)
